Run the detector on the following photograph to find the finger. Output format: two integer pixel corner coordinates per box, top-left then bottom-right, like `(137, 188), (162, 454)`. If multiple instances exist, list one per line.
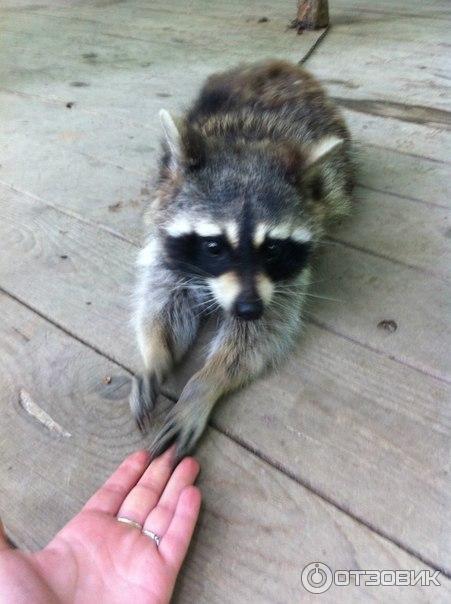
(83, 450), (150, 515)
(0, 519), (12, 551)
(159, 486), (201, 571)
(116, 446), (175, 526)
(143, 457), (199, 541)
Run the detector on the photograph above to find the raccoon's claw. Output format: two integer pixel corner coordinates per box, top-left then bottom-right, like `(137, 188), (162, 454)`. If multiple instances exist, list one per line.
(149, 402), (209, 462)
(130, 373), (159, 433)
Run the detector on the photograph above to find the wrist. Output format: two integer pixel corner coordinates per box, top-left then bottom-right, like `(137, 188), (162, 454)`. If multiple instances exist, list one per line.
(0, 549), (60, 604)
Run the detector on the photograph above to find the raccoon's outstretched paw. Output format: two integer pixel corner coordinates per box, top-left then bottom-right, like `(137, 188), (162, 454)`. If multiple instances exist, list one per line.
(130, 373), (159, 433)
(149, 402), (209, 462)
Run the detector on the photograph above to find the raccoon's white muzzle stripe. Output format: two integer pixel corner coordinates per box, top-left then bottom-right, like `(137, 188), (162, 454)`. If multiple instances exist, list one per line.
(256, 273), (274, 303)
(207, 272), (241, 311)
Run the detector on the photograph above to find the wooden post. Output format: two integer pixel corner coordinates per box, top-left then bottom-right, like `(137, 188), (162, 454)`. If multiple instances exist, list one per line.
(291, 0), (329, 32)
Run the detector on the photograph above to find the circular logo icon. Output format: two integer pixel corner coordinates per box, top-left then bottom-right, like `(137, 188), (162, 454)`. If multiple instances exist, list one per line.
(301, 562), (333, 594)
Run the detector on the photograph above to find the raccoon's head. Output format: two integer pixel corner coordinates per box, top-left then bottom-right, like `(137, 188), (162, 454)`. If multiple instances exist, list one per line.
(158, 110), (344, 321)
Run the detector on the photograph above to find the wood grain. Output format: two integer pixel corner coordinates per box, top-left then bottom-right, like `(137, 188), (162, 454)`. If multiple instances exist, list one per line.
(1, 291), (449, 603)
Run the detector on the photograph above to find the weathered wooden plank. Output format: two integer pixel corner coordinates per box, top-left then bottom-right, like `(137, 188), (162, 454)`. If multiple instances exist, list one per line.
(2, 0), (450, 16)
(343, 109), (450, 164)
(1, 2), (450, 165)
(313, 245), (449, 380)
(331, 0), (451, 19)
(2, 292), (448, 603)
(3, 5), (449, 114)
(355, 144), (450, 209)
(0, 185), (449, 572)
(0, 5), (322, 93)
(1, 92), (450, 275)
(335, 186), (450, 278)
(0, 120), (148, 243)
(306, 15), (451, 133)
(2, 89), (449, 209)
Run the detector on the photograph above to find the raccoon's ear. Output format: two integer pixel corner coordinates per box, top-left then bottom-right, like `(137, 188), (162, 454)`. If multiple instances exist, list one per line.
(159, 109), (181, 163)
(304, 136), (344, 173)
(159, 109), (205, 171)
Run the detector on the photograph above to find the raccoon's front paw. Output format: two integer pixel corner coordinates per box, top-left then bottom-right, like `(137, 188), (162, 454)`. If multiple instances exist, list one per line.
(130, 373), (159, 433)
(149, 399), (210, 461)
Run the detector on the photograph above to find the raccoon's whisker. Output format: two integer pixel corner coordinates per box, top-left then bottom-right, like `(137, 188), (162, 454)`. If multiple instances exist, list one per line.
(177, 279), (205, 287)
(269, 298), (296, 313)
(170, 281), (210, 294)
(173, 261), (212, 278)
(275, 290), (340, 303)
(194, 297), (220, 316)
(273, 289), (304, 298)
(190, 295), (218, 311)
(277, 277), (328, 288)
(203, 303), (220, 316)
(302, 293), (341, 302)
(273, 287), (303, 295)
(273, 283), (306, 290)
(175, 276), (207, 287)
(273, 285), (340, 303)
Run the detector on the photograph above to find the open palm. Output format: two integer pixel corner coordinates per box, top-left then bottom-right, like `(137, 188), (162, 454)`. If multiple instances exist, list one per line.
(0, 449), (201, 604)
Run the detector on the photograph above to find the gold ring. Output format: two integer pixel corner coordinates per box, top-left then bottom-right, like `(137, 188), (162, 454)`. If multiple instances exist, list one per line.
(117, 516), (142, 530)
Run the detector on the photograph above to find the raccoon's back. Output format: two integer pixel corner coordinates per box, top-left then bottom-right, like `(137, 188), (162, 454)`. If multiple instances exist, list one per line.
(187, 59), (349, 145)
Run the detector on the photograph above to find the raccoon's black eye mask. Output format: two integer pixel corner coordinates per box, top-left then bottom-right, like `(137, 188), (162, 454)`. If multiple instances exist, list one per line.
(261, 238), (312, 281)
(164, 233), (312, 281)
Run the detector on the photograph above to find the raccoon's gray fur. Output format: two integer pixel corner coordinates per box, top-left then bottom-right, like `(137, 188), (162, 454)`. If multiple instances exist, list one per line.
(131, 59), (354, 460)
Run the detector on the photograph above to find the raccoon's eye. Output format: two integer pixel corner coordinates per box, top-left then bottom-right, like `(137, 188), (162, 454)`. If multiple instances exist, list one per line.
(202, 238), (225, 257)
(263, 240), (282, 260)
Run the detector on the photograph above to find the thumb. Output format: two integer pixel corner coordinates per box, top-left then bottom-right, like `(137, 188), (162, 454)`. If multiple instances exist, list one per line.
(0, 519), (12, 551)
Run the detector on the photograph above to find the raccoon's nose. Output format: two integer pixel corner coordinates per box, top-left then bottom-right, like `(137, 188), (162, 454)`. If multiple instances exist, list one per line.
(234, 298), (263, 321)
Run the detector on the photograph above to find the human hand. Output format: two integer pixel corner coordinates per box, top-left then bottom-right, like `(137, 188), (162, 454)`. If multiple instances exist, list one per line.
(0, 449), (201, 603)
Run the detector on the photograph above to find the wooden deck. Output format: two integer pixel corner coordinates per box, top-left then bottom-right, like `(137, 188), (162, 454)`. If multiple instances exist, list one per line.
(0, 0), (450, 601)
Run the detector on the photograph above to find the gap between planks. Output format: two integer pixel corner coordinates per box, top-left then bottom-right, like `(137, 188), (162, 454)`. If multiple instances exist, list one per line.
(325, 236), (450, 282)
(0, 283), (448, 580)
(359, 183), (449, 210)
(361, 141), (451, 166)
(9, 2), (451, 27)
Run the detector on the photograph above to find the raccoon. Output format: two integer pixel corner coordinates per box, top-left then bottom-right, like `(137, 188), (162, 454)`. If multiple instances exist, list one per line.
(131, 59), (354, 460)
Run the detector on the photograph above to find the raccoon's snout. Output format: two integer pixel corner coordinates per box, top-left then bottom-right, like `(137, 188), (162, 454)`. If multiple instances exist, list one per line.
(234, 296), (263, 321)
